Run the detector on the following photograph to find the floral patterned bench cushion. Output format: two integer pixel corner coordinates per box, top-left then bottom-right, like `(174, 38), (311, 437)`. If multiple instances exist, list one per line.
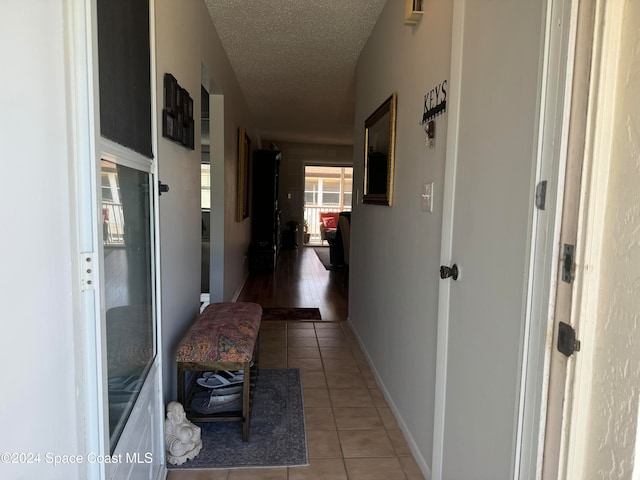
(176, 302), (262, 364)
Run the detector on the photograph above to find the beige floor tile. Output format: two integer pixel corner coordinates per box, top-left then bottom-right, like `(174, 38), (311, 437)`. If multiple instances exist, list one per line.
(343, 331), (358, 342)
(259, 349), (286, 359)
(355, 357), (372, 369)
(387, 429), (412, 456)
(303, 388), (331, 407)
(368, 388), (389, 408)
(168, 470), (229, 480)
(314, 328), (346, 338)
(325, 371), (367, 389)
(261, 325), (285, 335)
(329, 387), (374, 408)
(377, 407), (400, 430)
(288, 329), (317, 338)
(338, 430), (396, 458)
(340, 329), (358, 342)
(288, 337), (319, 347)
(320, 347), (355, 360)
(357, 363), (374, 376)
(304, 407), (336, 430)
(183, 305), (426, 480)
(260, 357), (288, 368)
(360, 370), (378, 389)
(259, 344), (287, 357)
(259, 334), (286, 345)
(333, 407), (384, 430)
(322, 356), (359, 372)
(288, 321), (315, 329)
(313, 322), (343, 329)
(227, 467), (287, 479)
(260, 339), (282, 346)
(259, 349), (287, 359)
(398, 455), (426, 480)
(301, 370), (327, 388)
(307, 430), (343, 458)
(288, 357), (324, 371)
(288, 346), (321, 358)
(288, 458), (348, 480)
(260, 324), (287, 333)
(344, 458), (407, 480)
(317, 336), (349, 348)
(260, 333), (283, 342)
(258, 353), (287, 368)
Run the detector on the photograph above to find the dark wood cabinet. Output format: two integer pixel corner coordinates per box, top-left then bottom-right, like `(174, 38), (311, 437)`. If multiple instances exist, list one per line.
(249, 149), (281, 272)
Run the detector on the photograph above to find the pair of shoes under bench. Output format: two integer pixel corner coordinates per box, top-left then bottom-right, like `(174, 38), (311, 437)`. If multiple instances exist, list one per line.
(190, 390), (242, 415)
(196, 370), (244, 389)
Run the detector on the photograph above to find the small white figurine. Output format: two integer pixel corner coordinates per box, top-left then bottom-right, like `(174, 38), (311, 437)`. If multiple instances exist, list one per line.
(164, 401), (202, 465)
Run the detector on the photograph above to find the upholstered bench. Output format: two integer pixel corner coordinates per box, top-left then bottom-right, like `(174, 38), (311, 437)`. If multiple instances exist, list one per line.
(176, 302), (262, 441)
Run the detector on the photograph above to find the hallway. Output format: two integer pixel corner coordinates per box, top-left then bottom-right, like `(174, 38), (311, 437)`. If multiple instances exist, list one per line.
(236, 247), (349, 322)
(168, 249), (425, 479)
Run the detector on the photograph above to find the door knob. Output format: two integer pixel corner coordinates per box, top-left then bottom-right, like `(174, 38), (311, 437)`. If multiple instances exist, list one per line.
(440, 264), (459, 280)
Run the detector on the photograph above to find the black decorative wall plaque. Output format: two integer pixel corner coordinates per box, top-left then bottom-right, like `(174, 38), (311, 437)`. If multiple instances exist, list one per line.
(162, 73), (194, 149)
(420, 79), (448, 125)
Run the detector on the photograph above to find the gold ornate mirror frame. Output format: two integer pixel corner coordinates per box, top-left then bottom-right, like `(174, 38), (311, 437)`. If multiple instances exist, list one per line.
(364, 93), (397, 206)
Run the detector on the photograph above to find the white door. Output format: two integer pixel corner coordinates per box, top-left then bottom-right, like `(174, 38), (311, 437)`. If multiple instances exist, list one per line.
(433, 0), (547, 478)
(98, 149), (164, 480)
(70, 0), (165, 477)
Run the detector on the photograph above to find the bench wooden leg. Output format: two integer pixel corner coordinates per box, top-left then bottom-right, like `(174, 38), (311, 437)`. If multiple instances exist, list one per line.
(177, 365), (185, 405)
(242, 362), (250, 441)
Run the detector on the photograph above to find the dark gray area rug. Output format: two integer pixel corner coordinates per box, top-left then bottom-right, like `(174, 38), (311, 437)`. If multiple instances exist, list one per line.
(262, 307), (322, 321)
(168, 368), (307, 470)
(313, 246), (334, 270)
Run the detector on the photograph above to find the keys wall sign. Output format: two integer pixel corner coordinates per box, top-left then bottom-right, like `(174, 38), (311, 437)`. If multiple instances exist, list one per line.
(420, 80), (447, 148)
(421, 80), (448, 124)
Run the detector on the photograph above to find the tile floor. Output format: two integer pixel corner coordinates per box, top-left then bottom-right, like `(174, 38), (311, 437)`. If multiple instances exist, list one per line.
(167, 321), (425, 480)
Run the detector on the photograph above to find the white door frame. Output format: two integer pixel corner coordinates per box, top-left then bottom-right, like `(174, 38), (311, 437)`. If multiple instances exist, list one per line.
(559, 1), (627, 477)
(515, 0), (581, 477)
(66, 0), (104, 477)
(431, 0), (579, 478)
(68, 0), (165, 478)
(430, 0), (464, 476)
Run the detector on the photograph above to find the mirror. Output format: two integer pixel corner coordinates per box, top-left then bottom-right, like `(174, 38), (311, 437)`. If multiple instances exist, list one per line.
(364, 93), (397, 206)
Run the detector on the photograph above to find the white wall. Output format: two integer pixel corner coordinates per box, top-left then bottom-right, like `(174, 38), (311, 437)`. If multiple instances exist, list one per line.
(349, 0), (453, 473)
(580, 1), (640, 476)
(155, 0), (256, 400)
(0, 1), (82, 478)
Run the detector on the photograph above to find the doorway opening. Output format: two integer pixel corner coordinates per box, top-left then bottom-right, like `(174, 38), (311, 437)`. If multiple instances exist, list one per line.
(201, 85), (211, 297)
(303, 166), (353, 246)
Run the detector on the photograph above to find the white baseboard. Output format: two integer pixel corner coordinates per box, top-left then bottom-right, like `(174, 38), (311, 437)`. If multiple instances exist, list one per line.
(231, 272), (250, 302)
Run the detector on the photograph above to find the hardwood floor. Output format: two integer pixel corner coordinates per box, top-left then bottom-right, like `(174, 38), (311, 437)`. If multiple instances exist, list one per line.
(236, 246), (348, 321)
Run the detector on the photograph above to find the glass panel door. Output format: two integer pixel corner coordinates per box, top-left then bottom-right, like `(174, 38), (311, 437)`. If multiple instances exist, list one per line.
(303, 166), (353, 244)
(101, 159), (155, 451)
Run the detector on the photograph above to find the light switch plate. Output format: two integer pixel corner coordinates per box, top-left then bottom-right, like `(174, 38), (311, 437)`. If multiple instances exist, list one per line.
(422, 182), (433, 212)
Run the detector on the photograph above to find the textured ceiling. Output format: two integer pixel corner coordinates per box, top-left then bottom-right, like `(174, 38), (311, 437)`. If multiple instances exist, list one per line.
(204, 0), (387, 145)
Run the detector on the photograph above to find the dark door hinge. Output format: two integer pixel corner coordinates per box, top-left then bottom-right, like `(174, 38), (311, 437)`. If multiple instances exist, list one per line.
(535, 180), (547, 210)
(562, 244), (575, 283)
(557, 321), (581, 357)
(159, 181), (170, 195)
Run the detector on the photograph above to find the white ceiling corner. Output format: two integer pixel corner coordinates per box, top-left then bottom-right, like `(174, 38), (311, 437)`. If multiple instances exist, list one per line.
(204, 0), (387, 145)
